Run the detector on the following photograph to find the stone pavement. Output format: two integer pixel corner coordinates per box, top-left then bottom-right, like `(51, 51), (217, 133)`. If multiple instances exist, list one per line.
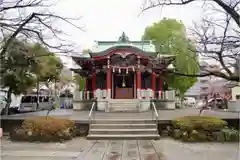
(1, 137), (160, 160)
(1, 137), (239, 160)
(2, 108), (240, 121)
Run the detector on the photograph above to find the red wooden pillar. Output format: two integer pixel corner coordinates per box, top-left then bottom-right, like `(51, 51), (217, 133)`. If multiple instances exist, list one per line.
(106, 69), (111, 98)
(92, 72), (96, 97)
(137, 71), (141, 99)
(152, 72), (156, 98)
(159, 78), (163, 99)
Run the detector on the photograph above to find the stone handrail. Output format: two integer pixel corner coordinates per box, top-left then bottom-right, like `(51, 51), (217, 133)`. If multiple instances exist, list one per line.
(151, 100), (159, 131)
(88, 101), (96, 127)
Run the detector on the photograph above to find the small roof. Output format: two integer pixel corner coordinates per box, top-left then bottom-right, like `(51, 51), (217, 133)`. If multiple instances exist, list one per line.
(90, 32), (156, 56)
(90, 45), (157, 57)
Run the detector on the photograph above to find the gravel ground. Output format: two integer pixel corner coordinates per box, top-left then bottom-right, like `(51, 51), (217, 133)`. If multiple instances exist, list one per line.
(0, 137), (239, 160)
(153, 138), (240, 160)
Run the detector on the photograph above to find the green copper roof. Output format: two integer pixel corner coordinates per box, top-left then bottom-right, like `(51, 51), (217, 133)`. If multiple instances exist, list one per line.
(118, 32), (129, 42)
(91, 32), (156, 53)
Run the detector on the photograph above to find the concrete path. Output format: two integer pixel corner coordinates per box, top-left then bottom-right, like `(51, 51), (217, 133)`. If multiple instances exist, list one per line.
(1, 137), (161, 160)
(2, 108), (240, 121)
(1, 137), (239, 160)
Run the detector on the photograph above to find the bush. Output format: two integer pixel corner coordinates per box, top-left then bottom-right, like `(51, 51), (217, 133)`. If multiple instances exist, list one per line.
(221, 128), (239, 142)
(182, 132), (188, 141)
(212, 131), (225, 142)
(172, 116), (227, 132)
(189, 130), (207, 142)
(10, 117), (76, 142)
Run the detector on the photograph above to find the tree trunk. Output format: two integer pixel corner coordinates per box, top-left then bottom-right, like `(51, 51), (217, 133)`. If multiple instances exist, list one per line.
(4, 88), (12, 115)
(180, 94), (184, 108)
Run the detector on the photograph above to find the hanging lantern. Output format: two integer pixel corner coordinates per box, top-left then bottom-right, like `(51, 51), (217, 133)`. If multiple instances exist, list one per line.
(113, 66), (115, 73)
(122, 74), (126, 87)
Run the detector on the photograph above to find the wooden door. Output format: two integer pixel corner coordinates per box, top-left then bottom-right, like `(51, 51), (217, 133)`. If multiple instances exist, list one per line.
(115, 87), (133, 99)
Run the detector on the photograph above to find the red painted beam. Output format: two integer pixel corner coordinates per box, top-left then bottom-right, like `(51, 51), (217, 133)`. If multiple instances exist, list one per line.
(93, 48), (150, 60)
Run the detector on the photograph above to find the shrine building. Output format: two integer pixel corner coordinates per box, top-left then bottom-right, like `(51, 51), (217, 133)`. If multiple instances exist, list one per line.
(72, 32), (176, 112)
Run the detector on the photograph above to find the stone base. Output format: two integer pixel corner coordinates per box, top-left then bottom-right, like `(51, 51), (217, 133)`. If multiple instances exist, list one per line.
(73, 100), (95, 111)
(166, 101), (175, 109)
(73, 99), (176, 111)
(97, 99), (108, 111)
(228, 100), (240, 112)
(154, 100), (175, 110)
(139, 100), (151, 112)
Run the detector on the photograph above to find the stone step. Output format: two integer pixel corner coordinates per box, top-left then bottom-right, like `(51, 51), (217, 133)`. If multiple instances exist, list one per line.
(110, 105), (138, 107)
(90, 128), (158, 134)
(87, 134), (160, 140)
(111, 101), (138, 102)
(90, 123), (157, 129)
(110, 103), (139, 106)
(110, 103), (138, 106)
(109, 99), (139, 102)
(110, 100), (139, 102)
(91, 119), (156, 124)
(110, 105), (139, 112)
(110, 105), (139, 108)
(110, 101), (139, 103)
(110, 108), (139, 112)
(111, 105), (138, 107)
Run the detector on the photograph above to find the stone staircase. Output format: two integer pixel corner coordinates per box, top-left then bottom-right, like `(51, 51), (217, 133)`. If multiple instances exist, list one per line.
(87, 119), (160, 140)
(108, 99), (140, 112)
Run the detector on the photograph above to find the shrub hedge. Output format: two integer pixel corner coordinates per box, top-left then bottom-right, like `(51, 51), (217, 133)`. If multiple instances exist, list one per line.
(10, 117), (76, 142)
(168, 116), (239, 142)
(172, 116), (228, 131)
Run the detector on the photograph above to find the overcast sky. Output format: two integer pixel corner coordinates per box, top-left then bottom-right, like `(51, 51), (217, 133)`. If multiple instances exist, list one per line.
(52, 0), (204, 66)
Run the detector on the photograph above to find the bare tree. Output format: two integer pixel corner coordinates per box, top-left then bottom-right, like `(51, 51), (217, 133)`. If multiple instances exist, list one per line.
(142, 0), (240, 82)
(142, 0), (240, 27)
(0, 0), (83, 58)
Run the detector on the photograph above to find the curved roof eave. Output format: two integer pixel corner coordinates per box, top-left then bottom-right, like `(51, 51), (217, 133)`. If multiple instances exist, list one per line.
(90, 45), (157, 57)
(71, 55), (93, 61)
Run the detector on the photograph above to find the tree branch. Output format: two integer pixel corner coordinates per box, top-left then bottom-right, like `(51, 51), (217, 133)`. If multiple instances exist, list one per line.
(1, 0), (83, 58)
(0, 13), (36, 57)
(169, 70), (239, 81)
(213, 0), (240, 27)
(142, 0), (240, 27)
(217, 13), (233, 76)
(0, 0), (49, 12)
